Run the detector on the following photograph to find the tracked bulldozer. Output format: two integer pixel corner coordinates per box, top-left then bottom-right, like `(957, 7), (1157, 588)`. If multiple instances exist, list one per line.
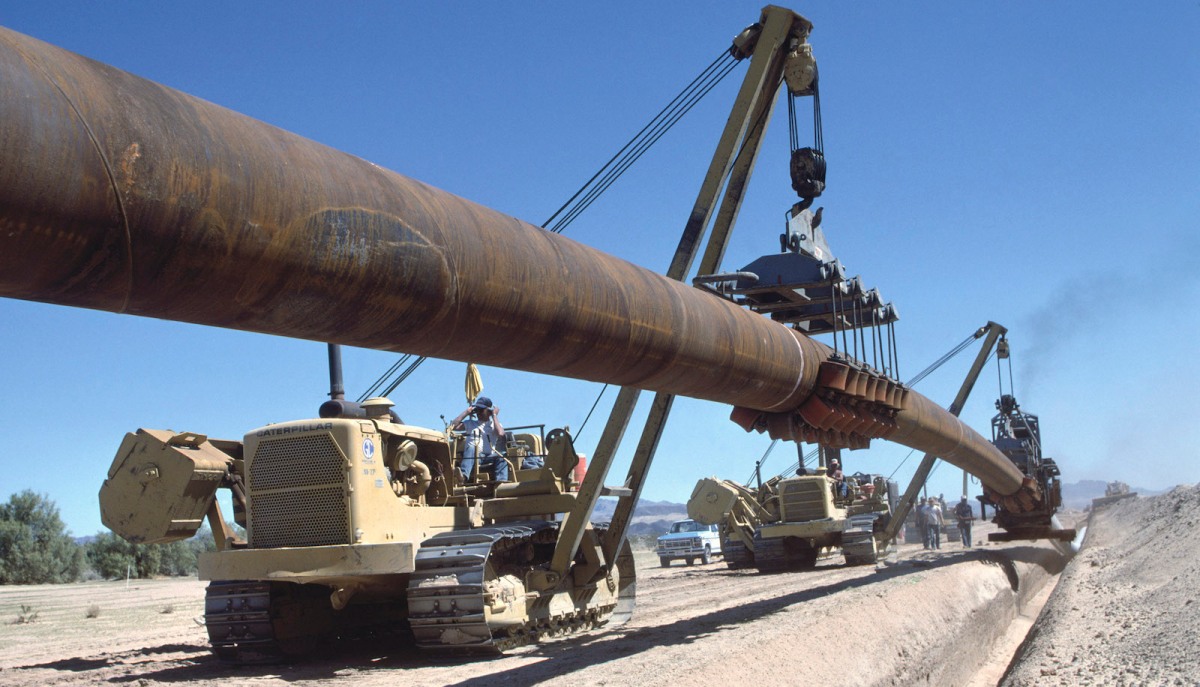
(689, 467), (898, 571)
(99, 389), (634, 660)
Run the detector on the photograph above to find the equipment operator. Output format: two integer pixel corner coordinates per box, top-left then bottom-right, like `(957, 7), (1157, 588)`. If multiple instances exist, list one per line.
(452, 396), (508, 482)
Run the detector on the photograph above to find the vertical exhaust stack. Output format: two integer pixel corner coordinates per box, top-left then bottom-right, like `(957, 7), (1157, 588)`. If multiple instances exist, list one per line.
(318, 342), (366, 419)
(328, 344), (346, 401)
(0, 26), (1039, 509)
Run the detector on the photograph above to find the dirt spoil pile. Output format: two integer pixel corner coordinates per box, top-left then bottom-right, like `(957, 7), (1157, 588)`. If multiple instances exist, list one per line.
(1002, 483), (1200, 685)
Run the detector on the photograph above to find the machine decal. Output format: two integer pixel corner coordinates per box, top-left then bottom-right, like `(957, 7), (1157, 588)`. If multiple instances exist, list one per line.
(255, 423), (333, 437)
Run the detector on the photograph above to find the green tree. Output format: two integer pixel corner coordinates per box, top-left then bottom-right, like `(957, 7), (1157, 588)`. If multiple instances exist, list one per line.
(85, 531), (136, 580)
(86, 532), (161, 579)
(87, 527), (218, 579)
(156, 539), (191, 576)
(0, 490), (85, 584)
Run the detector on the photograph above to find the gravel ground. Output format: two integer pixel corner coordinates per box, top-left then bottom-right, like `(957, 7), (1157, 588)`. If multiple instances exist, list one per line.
(1002, 484), (1200, 686)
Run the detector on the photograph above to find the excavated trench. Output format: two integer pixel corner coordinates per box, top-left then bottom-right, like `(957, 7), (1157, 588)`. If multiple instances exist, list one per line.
(871, 532), (1073, 686)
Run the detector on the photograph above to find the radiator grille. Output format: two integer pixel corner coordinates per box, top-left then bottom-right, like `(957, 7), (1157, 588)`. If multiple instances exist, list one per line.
(249, 434), (345, 491)
(247, 433), (349, 548)
(779, 481), (828, 521)
(249, 487), (347, 548)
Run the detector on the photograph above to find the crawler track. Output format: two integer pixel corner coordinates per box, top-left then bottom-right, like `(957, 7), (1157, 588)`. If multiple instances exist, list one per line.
(723, 539), (754, 569)
(204, 581), (289, 664)
(407, 522), (635, 655)
(751, 536), (818, 572)
(204, 522), (635, 662)
(842, 513), (884, 565)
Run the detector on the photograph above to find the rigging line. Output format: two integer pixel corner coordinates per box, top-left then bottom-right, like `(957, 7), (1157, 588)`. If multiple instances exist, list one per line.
(573, 383), (609, 442)
(525, 54), (739, 427)
(357, 354), (413, 403)
(887, 448), (918, 480)
(549, 56), (740, 234)
(766, 445), (820, 484)
(812, 80), (823, 152)
(1007, 352), (1015, 400)
(839, 285), (850, 357)
(849, 296), (857, 360)
(906, 334), (975, 387)
(549, 60), (731, 232)
(879, 315), (888, 372)
(889, 320), (899, 381)
(380, 355), (426, 399)
(883, 317), (893, 377)
(549, 62), (732, 233)
(829, 279), (839, 357)
(996, 345), (1005, 396)
(871, 307), (880, 369)
(547, 60), (733, 234)
(853, 297), (862, 360)
(878, 312), (888, 374)
(880, 318), (888, 376)
(787, 92), (798, 151)
(760, 438), (780, 465)
(547, 53), (737, 233)
(541, 50), (733, 230)
(745, 439), (782, 484)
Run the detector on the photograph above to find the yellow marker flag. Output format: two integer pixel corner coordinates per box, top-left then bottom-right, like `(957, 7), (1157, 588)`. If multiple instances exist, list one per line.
(465, 363), (484, 404)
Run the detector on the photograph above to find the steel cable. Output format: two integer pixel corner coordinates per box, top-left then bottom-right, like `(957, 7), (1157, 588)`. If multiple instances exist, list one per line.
(547, 54), (739, 234)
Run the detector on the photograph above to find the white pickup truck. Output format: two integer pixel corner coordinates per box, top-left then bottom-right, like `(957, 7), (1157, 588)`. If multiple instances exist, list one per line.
(656, 519), (722, 567)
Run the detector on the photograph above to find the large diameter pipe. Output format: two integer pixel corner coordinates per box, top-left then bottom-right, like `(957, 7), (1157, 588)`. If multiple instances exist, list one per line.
(889, 393), (1020, 493)
(0, 26), (819, 414)
(0, 27), (1026, 497)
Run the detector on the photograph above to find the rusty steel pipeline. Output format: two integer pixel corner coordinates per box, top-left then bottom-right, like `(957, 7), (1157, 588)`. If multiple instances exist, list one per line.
(0, 27), (1029, 498)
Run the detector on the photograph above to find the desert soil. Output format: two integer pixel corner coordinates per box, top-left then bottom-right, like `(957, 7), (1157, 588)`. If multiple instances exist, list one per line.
(1001, 485), (1200, 686)
(1, 487), (1195, 686)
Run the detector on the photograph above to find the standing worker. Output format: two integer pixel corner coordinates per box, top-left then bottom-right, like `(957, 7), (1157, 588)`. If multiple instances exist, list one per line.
(954, 497), (975, 547)
(452, 396), (508, 482)
(916, 499), (931, 549)
(927, 498), (944, 550)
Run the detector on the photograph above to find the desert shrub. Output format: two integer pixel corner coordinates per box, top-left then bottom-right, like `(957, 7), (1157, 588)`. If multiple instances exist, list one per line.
(13, 604), (39, 624)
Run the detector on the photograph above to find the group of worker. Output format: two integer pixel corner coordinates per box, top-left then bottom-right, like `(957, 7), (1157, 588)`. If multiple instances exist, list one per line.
(916, 496), (976, 549)
(450, 396), (544, 483)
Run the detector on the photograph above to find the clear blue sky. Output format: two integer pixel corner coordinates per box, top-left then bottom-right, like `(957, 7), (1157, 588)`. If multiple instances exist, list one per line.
(1, 2), (1197, 536)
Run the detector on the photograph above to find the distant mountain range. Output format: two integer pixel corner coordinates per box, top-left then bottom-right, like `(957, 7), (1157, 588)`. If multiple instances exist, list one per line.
(593, 498), (689, 536)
